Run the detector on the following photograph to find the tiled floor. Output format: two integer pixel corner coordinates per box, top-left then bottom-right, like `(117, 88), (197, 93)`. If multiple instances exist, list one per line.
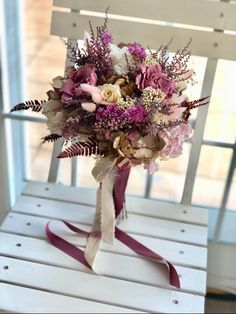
(23, 0), (236, 209)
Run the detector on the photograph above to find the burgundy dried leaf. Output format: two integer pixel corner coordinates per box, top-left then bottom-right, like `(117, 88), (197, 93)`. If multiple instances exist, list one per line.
(58, 138), (100, 158)
(42, 134), (62, 143)
(11, 100), (46, 112)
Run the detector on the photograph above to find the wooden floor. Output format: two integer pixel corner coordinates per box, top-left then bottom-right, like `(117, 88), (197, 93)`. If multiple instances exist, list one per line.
(205, 298), (236, 313)
(0, 181), (208, 313)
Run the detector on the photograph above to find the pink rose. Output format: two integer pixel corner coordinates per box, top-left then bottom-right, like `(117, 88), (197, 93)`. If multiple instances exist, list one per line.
(60, 64), (97, 103)
(136, 64), (175, 96)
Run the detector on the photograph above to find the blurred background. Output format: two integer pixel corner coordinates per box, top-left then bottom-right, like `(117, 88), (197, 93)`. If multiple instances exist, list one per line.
(0, 0), (236, 312)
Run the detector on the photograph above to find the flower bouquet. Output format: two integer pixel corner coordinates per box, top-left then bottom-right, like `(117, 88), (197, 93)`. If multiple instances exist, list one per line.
(11, 14), (208, 288)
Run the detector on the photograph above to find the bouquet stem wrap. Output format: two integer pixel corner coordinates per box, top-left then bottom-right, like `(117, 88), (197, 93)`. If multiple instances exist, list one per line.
(85, 166), (130, 268)
(46, 167), (180, 289)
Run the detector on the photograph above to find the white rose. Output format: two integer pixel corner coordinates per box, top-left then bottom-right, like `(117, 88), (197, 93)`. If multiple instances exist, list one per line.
(99, 84), (121, 104)
(109, 44), (133, 75)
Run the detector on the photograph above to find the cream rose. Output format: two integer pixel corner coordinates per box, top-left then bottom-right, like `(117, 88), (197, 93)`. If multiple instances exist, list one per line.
(99, 84), (121, 104)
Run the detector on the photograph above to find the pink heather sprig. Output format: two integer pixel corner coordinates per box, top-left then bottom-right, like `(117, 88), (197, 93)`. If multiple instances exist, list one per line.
(102, 31), (113, 45)
(122, 104), (149, 123)
(96, 104), (123, 120)
(128, 42), (147, 59)
(96, 104), (148, 125)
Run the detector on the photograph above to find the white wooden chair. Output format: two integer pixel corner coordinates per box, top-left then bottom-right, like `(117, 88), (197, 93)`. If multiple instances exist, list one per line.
(1, 0), (236, 312)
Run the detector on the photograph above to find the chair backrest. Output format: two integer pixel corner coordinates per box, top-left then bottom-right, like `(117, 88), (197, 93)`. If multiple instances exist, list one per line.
(49, 0), (236, 204)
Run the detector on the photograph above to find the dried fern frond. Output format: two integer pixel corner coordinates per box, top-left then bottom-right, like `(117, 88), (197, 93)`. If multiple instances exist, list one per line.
(58, 138), (99, 158)
(182, 96), (210, 121)
(11, 100), (46, 112)
(182, 96), (209, 109)
(42, 134), (62, 144)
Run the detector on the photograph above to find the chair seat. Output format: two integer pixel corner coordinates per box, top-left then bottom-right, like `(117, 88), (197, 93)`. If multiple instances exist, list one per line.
(0, 181), (208, 313)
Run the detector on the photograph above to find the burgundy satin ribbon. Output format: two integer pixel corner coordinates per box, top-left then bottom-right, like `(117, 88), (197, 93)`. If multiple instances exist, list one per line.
(113, 166), (131, 217)
(46, 220), (180, 288)
(45, 167), (180, 289)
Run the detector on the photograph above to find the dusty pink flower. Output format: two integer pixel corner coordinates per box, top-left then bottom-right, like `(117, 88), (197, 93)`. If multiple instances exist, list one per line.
(60, 64), (97, 103)
(159, 123), (192, 158)
(102, 31), (113, 45)
(144, 161), (159, 174)
(80, 83), (103, 103)
(136, 64), (175, 96)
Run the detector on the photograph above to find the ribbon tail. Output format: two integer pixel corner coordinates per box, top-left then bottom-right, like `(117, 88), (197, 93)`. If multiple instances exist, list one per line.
(113, 166), (131, 218)
(84, 185), (102, 269)
(101, 171), (116, 242)
(115, 227), (180, 289)
(45, 221), (91, 269)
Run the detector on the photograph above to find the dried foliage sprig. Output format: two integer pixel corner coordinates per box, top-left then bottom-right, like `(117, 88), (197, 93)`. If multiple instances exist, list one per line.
(11, 100), (46, 112)
(181, 96), (209, 109)
(147, 119), (184, 135)
(163, 39), (192, 79)
(42, 134), (62, 143)
(58, 138), (100, 158)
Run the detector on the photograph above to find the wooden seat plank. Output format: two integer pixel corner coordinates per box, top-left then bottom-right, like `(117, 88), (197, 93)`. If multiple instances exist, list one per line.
(0, 256), (205, 313)
(21, 182), (208, 225)
(0, 232), (206, 295)
(1, 212), (207, 269)
(0, 283), (142, 313)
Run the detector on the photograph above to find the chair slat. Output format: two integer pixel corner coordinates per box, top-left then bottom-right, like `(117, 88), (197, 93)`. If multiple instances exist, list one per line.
(51, 11), (236, 61)
(22, 182), (208, 225)
(1, 212), (208, 269)
(182, 59), (218, 205)
(0, 256), (205, 313)
(53, 0), (236, 32)
(0, 232), (206, 295)
(0, 283), (139, 313)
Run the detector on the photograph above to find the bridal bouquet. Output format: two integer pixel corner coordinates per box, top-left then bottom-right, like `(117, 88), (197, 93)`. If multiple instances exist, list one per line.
(11, 15), (208, 288)
(12, 16), (207, 177)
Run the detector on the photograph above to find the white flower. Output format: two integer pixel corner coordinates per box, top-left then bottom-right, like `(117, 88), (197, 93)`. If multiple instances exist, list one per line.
(109, 44), (133, 75)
